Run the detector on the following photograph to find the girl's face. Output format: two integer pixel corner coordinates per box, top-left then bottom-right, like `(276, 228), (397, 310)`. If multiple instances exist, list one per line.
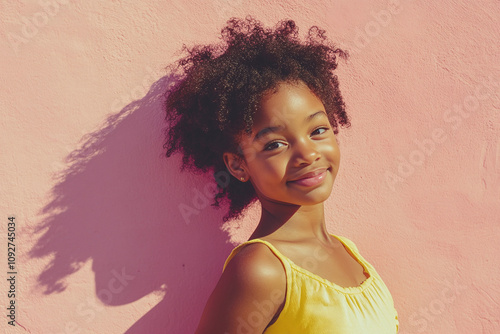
(224, 80), (341, 207)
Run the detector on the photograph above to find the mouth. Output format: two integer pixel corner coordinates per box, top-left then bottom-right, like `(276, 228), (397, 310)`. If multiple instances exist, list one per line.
(287, 167), (330, 187)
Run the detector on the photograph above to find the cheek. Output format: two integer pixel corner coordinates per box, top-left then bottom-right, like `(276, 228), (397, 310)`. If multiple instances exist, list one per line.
(322, 139), (341, 163)
(248, 157), (286, 184)
(261, 160), (285, 179)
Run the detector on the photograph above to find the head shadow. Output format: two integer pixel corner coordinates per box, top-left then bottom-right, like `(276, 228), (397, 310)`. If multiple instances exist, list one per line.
(28, 73), (235, 333)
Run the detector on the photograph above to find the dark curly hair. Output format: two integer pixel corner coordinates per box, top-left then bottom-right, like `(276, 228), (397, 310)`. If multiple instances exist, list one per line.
(163, 16), (351, 222)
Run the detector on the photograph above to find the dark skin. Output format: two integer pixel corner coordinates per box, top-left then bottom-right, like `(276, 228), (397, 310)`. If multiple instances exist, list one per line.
(195, 80), (368, 333)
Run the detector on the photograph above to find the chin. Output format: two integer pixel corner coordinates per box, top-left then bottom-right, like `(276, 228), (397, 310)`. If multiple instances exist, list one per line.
(300, 194), (332, 206)
(258, 179), (334, 206)
(290, 186), (334, 206)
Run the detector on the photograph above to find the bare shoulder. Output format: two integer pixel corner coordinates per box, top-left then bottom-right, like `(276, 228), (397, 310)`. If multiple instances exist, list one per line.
(217, 242), (287, 306)
(226, 242), (287, 283)
(194, 242), (286, 334)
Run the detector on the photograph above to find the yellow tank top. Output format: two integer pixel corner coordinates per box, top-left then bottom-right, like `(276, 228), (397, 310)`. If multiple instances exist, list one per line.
(222, 234), (399, 333)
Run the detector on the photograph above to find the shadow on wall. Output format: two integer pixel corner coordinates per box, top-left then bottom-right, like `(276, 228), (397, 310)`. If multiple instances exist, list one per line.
(28, 74), (235, 333)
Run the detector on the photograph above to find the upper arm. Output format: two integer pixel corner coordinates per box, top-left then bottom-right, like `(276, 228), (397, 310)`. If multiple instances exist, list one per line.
(195, 243), (286, 334)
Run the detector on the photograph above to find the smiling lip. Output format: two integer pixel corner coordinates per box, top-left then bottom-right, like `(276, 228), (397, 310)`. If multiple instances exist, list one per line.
(288, 168), (329, 187)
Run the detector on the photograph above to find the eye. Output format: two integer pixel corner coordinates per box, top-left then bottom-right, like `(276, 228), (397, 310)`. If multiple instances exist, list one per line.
(311, 127), (329, 136)
(264, 141), (286, 151)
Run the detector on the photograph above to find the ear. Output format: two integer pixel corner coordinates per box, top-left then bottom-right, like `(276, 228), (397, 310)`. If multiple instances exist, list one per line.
(223, 152), (249, 182)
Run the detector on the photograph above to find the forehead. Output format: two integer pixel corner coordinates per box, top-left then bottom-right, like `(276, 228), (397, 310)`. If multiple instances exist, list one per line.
(253, 80), (325, 127)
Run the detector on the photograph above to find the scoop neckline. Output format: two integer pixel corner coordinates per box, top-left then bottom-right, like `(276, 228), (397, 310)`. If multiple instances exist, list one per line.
(249, 233), (374, 293)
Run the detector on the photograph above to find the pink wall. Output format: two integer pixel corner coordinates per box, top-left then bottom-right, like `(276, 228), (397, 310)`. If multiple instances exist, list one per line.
(1, 0), (499, 333)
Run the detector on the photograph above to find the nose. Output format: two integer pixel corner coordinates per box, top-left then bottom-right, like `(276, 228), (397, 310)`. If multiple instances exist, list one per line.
(292, 138), (321, 166)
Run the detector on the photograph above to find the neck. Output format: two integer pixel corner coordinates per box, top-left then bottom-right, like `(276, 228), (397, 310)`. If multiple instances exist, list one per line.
(249, 200), (330, 243)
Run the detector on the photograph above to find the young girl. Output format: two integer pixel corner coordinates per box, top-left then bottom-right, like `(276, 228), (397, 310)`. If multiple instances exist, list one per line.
(164, 16), (399, 333)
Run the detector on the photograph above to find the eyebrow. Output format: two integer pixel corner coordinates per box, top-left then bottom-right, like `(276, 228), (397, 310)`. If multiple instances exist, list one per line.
(253, 110), (327, 142)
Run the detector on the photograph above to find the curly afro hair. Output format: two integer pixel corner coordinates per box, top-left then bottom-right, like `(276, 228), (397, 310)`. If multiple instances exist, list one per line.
(163, 16), (351, 222)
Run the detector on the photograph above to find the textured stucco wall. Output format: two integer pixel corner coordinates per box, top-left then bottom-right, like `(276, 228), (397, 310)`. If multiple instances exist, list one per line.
(1, 0), (499, 333)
